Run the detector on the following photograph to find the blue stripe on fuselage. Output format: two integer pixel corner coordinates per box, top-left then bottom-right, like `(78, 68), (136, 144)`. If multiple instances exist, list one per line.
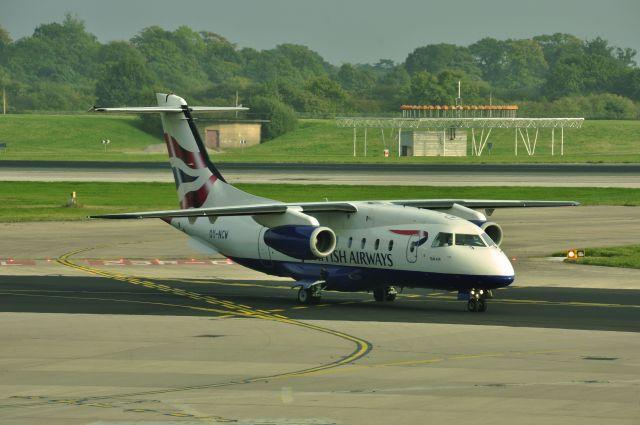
(228, 257), (514, 292)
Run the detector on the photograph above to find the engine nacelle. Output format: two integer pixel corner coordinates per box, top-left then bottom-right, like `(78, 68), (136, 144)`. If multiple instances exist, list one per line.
(264, 225), (336, 260)
(479, 221), (503, 247)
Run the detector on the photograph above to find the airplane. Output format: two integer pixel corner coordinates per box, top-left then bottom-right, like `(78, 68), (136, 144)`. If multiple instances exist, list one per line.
(90, 93), (578, 313)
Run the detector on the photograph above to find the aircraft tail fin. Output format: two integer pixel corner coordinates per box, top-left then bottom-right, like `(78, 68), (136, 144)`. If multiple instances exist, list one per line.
(93, 93), (271, 208)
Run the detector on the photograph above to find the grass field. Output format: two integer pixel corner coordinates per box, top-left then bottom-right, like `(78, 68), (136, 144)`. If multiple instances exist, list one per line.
(220, 119), (640, 164)
(0, 114), (638, 163)
(553, 245), (640, 270)
(0, 181), (637, 222)
(0, 114), (165, 162)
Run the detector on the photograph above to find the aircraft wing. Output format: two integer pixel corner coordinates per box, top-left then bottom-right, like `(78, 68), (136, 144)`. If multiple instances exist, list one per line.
(388, 199), (580, 209)
(89, 202), (358, 220)
(90, 199), (578, 220)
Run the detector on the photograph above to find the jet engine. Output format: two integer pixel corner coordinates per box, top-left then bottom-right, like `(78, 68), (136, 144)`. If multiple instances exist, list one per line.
(264, 225), (336, 260)
(479, 221), (503, 246)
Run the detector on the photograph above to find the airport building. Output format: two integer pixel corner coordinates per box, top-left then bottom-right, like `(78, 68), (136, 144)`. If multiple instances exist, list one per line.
(398, 104), (518, 157)
(400, 127), (467, 157)
(204, 122), (262, 151)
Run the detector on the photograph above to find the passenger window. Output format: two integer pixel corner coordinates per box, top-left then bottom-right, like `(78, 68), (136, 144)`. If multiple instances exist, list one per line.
(374, 239), (380, 250)
(348, 237), (353, 248)
(361, 238), (366, 249)
(388, 240), (394, 251)
(431, 232), (453, 247)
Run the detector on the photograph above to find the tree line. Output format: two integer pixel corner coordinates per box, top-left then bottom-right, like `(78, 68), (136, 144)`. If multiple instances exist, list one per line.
(0, 15), (638, 138)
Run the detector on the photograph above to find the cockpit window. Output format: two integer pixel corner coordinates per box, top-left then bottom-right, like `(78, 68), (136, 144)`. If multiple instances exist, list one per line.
(455, 233), (487, 247)
(431, 232), (453, 247)
(480, 232), (496, 247)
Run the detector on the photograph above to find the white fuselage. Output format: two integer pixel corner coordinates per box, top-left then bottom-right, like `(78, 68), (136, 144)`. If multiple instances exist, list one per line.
(168, 202), (515, 292)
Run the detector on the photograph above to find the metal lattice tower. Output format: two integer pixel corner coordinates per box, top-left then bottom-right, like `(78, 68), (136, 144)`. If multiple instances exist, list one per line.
(336, 116), (584, 157)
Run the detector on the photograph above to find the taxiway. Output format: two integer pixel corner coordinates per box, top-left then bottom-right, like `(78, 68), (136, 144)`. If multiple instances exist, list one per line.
(0, 206), (639, 424)
(2, 161), (639, 187)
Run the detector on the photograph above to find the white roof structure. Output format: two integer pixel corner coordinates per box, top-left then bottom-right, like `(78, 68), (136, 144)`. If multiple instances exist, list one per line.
(336, 117), (584, 157)
(336, 117), (583, 129)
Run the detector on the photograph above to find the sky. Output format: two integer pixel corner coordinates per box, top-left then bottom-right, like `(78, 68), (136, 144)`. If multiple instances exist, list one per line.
(0, 0), (638, 65)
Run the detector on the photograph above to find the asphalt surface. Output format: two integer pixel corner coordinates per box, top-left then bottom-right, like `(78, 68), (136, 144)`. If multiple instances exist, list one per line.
(2, 159), (640, 174)
(5, 160), (639, 186)
(1, 213), (639, 424)
(1, 172), (638, 423)
(2, 274), (638, 333)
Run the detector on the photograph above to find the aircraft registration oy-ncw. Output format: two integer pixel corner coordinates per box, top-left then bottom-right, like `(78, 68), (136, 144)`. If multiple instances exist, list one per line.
(91, 94), (578, 312)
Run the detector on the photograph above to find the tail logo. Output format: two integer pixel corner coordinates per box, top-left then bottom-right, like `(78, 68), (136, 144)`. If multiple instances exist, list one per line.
(164, 133), (217, 209)
(180, 175), (217, 209)
(164, 133), (207, 170)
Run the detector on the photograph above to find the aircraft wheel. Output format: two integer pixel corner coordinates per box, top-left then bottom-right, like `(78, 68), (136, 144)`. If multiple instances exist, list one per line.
(477, 299), (487, 312)
(298, 287), (321, 304)
(467, 298), (478, 312)
(374, 286), (398, 302)
(298, 287), (312, 304)
(373, 288), (385, 302)
(385, 286), (398, 302)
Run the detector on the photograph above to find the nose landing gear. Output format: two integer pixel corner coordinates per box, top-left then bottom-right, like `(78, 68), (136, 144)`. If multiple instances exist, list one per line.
(463, 289), (491, 313)
(467, 298), (487, 312)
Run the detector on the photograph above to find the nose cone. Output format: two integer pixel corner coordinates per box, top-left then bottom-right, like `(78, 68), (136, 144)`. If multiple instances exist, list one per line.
(494, 249), (515, 276)
(491, 249), (515, 286)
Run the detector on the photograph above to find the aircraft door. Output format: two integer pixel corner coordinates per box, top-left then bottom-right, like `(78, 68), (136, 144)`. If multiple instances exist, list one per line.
(405, 231), (428, 263)
(406, 235), (418, 263)
(257, 227), (273, 267)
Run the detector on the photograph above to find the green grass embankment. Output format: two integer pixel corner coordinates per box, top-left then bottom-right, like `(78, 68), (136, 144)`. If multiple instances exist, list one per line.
(0, 181), (637, 222)
(0, 114), (165, 162)
(0, 115), (639, 163)
(221, 119), (640, 164)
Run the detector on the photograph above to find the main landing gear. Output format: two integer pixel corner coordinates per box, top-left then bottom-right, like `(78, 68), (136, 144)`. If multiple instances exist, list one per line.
(465, 289), (491, 313)
(296, 283), (323, 304)
(373, 286), (397, 302)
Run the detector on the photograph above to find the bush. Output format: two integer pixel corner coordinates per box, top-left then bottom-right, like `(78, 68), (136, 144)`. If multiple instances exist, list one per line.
(248, 96), (298, 140)
(518, 93), (639, 119)
(135, 114), (163, 137)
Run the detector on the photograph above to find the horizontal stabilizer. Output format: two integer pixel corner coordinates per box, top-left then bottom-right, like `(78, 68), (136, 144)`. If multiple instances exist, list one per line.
(90, 106), (248, 114)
